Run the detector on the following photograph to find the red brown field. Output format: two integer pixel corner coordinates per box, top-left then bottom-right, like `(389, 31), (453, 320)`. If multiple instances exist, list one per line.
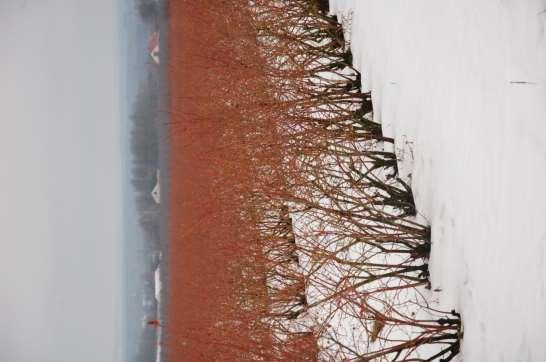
(165, 1), (461, 361)
(167, 1), (275, 360)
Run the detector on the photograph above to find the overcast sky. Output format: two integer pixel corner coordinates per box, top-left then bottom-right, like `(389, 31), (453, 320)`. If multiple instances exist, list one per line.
(0, 1), (125, 361)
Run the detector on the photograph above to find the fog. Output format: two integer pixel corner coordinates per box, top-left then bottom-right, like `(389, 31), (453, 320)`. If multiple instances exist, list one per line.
(0, 1), (124, 361)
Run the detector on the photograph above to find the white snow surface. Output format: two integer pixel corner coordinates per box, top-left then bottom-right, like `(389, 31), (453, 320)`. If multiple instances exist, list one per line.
(329, 0), (546, 360)
(154, 266), (162, 362)
(154, 266), (162, 305)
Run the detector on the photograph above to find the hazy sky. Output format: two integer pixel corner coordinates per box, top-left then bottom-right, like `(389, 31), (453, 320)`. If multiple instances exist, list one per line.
(0, 1), (124, 361)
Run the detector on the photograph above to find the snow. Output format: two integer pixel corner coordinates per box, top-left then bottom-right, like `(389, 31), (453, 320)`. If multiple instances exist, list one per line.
(154, 266), (162, 303)
(329, 0), (546, 360)
(152, 169), (161, 204)
(156, 334), (162, 362)
(154, 266), (162, 362)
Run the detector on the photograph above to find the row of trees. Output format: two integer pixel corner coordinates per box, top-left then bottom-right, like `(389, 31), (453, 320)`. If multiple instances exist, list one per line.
(167, 0), (461, 360)
(130, 79), (161, 247)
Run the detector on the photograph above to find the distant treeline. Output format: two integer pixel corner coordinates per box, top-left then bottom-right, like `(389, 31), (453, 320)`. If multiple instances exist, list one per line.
(129, 78), (162, 362)
(130, 79), (161, 250)
(130, 2), (163, 361)
(137, 0), (160, 26)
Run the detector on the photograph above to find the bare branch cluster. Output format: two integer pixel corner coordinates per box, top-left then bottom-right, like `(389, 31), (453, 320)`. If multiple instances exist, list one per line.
(167, 1), (462, 360)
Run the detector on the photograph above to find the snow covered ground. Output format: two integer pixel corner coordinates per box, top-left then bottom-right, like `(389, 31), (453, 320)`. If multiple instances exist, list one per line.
(154, 266), (163, 362)
(329, 0), (546, 360)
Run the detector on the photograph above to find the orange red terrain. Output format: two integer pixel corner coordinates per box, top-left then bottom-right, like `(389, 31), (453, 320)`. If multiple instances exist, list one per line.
(167, 1), (264, 360)
(166, 2), (319, 360)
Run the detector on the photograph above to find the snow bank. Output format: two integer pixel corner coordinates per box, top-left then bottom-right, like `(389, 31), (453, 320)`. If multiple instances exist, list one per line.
(154, 266), (162, 362)
(329, 0), (546, 360)
(154, 266), (162, 304)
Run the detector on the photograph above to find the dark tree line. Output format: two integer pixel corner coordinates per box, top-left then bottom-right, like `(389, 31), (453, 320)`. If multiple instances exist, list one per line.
(129, 78), (163, 362)
(130, 79), (161, 250)
(137, 0), (159, 25)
